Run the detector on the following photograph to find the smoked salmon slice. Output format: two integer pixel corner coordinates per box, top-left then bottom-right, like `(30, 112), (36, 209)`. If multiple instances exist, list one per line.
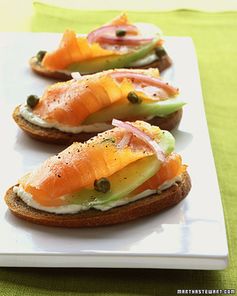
(41, 14), (135, 71)
(133, 153), (186, 194)
(33, 74), (123, 126)
(42, 30), (118, 71)
(32, 69), (177, 127)
(40, 13), (161, 71)
(17, 120), (187, 210)
(20, 121), (161, 206)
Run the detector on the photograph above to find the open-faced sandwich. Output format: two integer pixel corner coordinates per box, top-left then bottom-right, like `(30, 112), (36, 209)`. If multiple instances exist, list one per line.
(13, 68), (185, 144)
(30, 13), (172, 80)
(5, 120), (191, 227)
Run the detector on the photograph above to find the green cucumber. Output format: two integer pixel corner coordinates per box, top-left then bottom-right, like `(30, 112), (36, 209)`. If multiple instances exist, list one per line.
(68, 155), (160, 206)
(65, 130), (175, 206)
(67, 37), (159, 74)
(159, 130), (175, 155)
(83, 98), (185, 125)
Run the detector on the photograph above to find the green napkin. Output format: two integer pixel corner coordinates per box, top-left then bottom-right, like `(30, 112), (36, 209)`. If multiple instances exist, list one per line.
(1, 3), (237, 295)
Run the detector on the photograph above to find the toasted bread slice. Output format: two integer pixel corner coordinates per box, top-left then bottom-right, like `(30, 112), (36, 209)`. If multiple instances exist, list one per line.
(29, 54), (172, 81)
(13, 105), (182, 145)
(4, 171), (191, 228)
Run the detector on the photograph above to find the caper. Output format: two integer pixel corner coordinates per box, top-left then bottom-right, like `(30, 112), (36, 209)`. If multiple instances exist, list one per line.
(36, 50), (47, 62)
(127, 91), (142, 104)
(116, 29), (126, 37)
(94, 178), (111, 193)
(27, 95), (40, 108)
(155, 47), (167, 59)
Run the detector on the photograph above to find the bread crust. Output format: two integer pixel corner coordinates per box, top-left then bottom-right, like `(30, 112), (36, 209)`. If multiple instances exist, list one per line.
(13, 106), (182, 145)
(4, 172), (191, 228)
(30, 57), (73, 80)
(29, 54), (172, 81)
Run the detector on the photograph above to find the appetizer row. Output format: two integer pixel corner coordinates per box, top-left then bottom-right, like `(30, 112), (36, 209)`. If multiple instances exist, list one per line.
(4, 13), (191, 227)
(14, 69), (184, 144)
(30, 13), (172, 80)
(5, 120), (191, 227)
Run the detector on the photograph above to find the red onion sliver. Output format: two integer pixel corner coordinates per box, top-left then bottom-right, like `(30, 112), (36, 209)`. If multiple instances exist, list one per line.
(112, 119), (165, 162)
(98, 35), (154, 46)
(111, 72), (178, 96)
(87, 25), (138, 44)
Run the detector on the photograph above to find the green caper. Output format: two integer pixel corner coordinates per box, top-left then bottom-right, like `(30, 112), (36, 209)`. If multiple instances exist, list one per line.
(155, 47), (167, 59)
(27, 95), (40, 108)
(36, 50), (47, 62)
(94, 178), (111, 193)
(127, 91), (142, 104)
(116, 29), (126, 37)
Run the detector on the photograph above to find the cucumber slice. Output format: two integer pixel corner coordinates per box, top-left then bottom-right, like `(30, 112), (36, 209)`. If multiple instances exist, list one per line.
(67, 37), (159, 74)
(83, 98), (185, 125)
(159, 130), (175, 155)
(68, 155), (160, 206)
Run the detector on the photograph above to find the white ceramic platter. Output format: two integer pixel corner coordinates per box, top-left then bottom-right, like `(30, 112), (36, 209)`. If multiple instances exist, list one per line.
(0, 33), (228, 269)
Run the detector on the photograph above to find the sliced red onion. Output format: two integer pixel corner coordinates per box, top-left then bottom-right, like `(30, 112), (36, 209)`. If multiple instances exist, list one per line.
(117, 132), (132, 149)
(87, 24), (138, 44)
(98, 35), (154, 46)
(71, 72), (82, 80)
(112, 119), (165, 162)
(111, 71), (178, 96)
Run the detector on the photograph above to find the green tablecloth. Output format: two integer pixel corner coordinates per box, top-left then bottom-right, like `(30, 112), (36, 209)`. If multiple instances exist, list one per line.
(1, 2), (237, 295)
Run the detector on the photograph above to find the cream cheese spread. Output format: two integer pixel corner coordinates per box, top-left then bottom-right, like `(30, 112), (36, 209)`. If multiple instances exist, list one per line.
(20, 104), (113, 134)
(129, 52), (158, 67)
(13, 175), (182, 214)
(20, 104), (156, 134)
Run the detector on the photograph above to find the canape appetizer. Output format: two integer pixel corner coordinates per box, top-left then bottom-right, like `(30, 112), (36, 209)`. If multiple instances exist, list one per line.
(5, 120), (191, 227)
(13, 69), (185, 144)
(30, 13), (172, 80)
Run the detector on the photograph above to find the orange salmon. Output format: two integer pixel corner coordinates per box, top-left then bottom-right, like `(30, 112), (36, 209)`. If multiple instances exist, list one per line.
(20, 122), (161, 206)
(32, 69), (176, 127)
(134, 153), (186, 194)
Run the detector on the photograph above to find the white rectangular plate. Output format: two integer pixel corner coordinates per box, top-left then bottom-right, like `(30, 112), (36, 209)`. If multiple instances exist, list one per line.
(0, 33), (228, 269)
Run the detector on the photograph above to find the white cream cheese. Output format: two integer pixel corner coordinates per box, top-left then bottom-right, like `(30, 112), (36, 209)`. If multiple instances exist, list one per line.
(157, 175), (182, 192)
(20, 104), (113, 134)
(13, 186), (91, 214)
(129, 52), (158, 67)
(93, 189), (156, 211)
(13, 175), (181, 214)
